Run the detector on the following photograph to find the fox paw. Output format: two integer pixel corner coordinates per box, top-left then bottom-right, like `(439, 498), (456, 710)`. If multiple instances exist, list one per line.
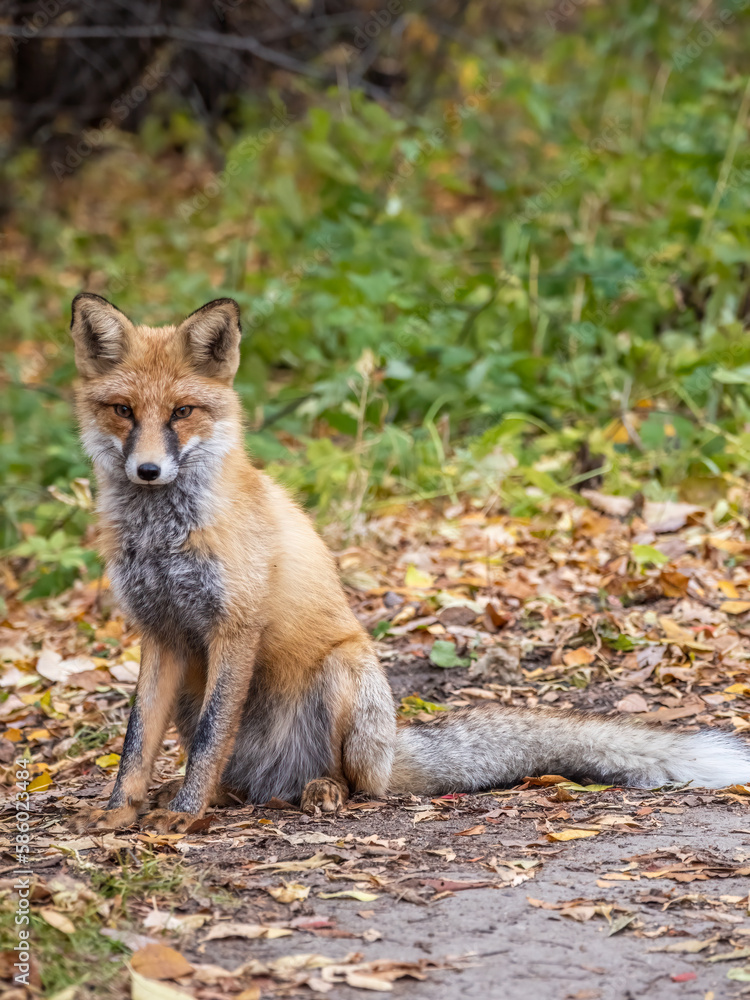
(152, 779), (184, 809)
(300, 778), (345, 815)
(70, 805), (138, 833)
(140, 809), (200, 834)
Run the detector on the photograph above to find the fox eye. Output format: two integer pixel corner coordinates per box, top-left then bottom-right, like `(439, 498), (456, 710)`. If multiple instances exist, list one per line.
(113, 404), (132, 419)
(172, 405), (193, 420)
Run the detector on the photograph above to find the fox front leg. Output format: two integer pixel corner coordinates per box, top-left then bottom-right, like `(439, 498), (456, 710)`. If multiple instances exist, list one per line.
(141, 632), (257, 833)
(72, 639), (183, 832)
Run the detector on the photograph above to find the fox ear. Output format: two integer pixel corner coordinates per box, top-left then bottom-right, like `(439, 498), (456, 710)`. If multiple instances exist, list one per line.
(70, 293), (133, 377)
(178, 298), (242, 380)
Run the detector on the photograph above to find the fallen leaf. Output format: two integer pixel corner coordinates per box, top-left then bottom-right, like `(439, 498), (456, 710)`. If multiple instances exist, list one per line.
(266, 882), (310, 904)
(142, 909), (210, 932)
(40, 908), (75, 935)
(421, 878), (491, 892)
(643, 500), (701, 533)
(131, 945), (193, 981)
(95, 753), (121, 768)
(204, 922), (292, 941)
(252, 852), (340, 872)
(616, 693), (649, 713)
(580, 491), (633, 517)
(100, 928), (158, 951)
(454, 825), (485, 836)
(110, 661), (140, 683)
(319, 890), (380, 902)
(562, 647), (595, 667)
(36, 650), (97, 683)
(130, 967), (193, 1000)
(720, 601), (750, 615)
(28, 772), (52, 792)
(405, 564), (435, 589)
(649, 939), (715, 954)
(707, 948), (750, 963)
(546, 829), (599, 842)
(429, 639), (470, 668)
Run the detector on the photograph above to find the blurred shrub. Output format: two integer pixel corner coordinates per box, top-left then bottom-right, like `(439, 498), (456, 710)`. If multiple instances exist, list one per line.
(2, 0), (750, 593)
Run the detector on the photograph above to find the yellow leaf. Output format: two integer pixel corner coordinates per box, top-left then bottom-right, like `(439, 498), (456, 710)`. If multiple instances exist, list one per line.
(319, 890), (380, 901)
(607, 420), (632, 445)
(405, 564), (435, 589)
(121, 645), (141, 663)
(95, 753), (121, 768)
(28, 728), (51, 740)
(659, 617), (694, 643)
(28, 772), (52, 793)
(3, 727), (22, 742)
(718, 581), (740, 599)
(720, 601), (750, 615)
(95, 619), (124, 641)
(725, 683), (750, 696)
(546, 829), (599, 842)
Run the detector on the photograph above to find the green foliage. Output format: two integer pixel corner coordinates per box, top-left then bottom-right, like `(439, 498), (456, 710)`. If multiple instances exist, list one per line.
(429, 640), (471, 668)
(3, 0), (750, 594)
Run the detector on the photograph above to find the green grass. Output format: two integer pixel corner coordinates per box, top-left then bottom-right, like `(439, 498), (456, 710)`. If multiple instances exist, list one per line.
(0, 851), (200, 995)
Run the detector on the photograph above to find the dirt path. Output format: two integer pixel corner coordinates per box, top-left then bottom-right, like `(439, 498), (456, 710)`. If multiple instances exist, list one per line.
(164, 793), (750, 1000)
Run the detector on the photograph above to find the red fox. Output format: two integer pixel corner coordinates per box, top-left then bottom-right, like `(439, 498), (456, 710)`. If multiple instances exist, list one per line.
(70, 293), (750, 832)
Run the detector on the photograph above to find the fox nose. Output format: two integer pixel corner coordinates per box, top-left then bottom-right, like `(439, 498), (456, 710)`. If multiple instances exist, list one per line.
(137, 463), (161, 482)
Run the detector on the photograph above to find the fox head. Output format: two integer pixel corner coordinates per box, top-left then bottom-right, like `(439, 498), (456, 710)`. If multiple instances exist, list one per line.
(71, 294), (243, 486)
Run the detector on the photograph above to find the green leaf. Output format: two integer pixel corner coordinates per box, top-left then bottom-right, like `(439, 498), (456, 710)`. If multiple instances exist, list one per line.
(631, 544), (669, 567)
(429, 640), (470, 668)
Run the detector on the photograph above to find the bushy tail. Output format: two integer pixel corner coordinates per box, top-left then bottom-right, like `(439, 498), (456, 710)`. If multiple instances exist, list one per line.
(389, 705), (750, 794)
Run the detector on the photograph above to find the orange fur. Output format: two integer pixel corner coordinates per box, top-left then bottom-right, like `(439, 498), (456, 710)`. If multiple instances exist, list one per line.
(70, 294), (395, 828)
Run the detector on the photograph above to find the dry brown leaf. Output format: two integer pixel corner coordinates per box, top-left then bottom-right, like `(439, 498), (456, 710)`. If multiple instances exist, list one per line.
(204, 922), (292, 941)
(616, 693), (649, 713)
(266, 882), (310, 904)
(131, 945), (193, 981)
(562, 647), (595, 667)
